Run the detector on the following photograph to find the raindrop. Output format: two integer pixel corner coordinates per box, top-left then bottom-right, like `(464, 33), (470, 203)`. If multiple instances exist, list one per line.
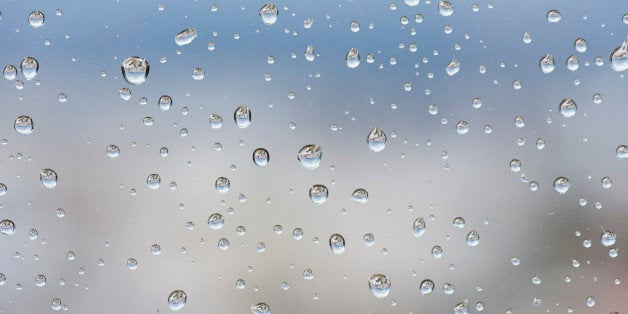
(303, 269), (314, 280)
(146, 174), (161, 189)
(0, 184), (6, 196)
(547, 10), (561, 22)
(106, 145), (120, 158)
(586, 296), (595, 307)
(121, 56), (149, 85)
(413, 218), (426, 237)
(369, 274), (391, 298)
(292, 228), (304, 240)
(420, 279), (434, 295)
(351, 188), (369, 203)
(363, 233), (375, 246)
(466, 230), (480, 246)
(251, 302), (270, 314)
(453, 217), (465, 228)
(207, 213), (224, 229)
(367, 128), (387, 152)
(158, 95), (172, 111)
(192, 68), (205, 80)
(431, 245), (443, 258)
(539, 54), (555, 73)
(309, 184), (328, 204)
(14, 115), (34, 134)
(453, 301), (468, 314)
(209, 114), (223, 129)
(298, 145), (322, 169)
(127, 258), (138, 270)
(174, 28), (197, 46)
(259, 4), (278, 25)
(574, 38), (587, 53)
(118, 87), (131, 100)
(305, 45), (315, 61)
(28, 10), (45, 28)
(446, 59), (460, 75)
(51, 298), (62, 311)
(350, 21), (360, 32)
(253, 148), (270, 167)
(40, 169), (58, 188)
(559, 98), (577, 118)
(616, 145), (628, 158)
(215, 177), (231, 194)
(510, 159), (521, 172)
(167, 290), (187, 311)
(329, 234), (346, 254)
(20, 57), (39, 80)
(610, 39), (628, 71)
(234, 106), (251, 128)
(601, 230), (616, 246)
(456, 121), (469, 134)
(566, 55), (579, 71)
(0, 219), (15, 235)
(438, 1), (454, 16)
(346, 48), (360, 68)
(522, 32), (532, 44)
(3, 65), (17, 80)
(553, 177), (570, 194)
(218, 238), (230, 250)
(601, 177), (612, 189)
(404, 0), (419, 6)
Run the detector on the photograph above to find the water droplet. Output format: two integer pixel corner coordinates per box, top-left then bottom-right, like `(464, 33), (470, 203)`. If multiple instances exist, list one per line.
(452, 217), (465, 228)
(158, 95), (172, 111)
(350, 20), (360, 32)
(3, 65), (17, 80)
(367, 128), (386, 152)
(151, 244), (162, 255)
(118, 87), (131, 100)
(207, 213), (224, 229)
(14, 115), (34, 134)
(420, 279), (434, 295)
(404, 0), (419, 6)
(456, 121), (469, 134)
(511, 257), (520, 266)
(215, 177), (231, 194)
(553, 177), (570, 194)
(51, 298), (62, 311)
(121, 56), (149, 85)
(547, 10), (561, 22)
(438, 1), (454, 16)
(466, 230), (480, 246)
(106, 145), (120, 158)
(531, 275), (542, 284)
(329, 233), (346, 254)
(601, 177), (612, 189)
(168, 290), (187, 311)
(40, 169), (58, 188)
(298, 145), (322, 169)
(522, 31), (532, 44)
(218, 238), (230, 250)
(251, 302), (270, 314)
(559, 98), (577, 117)
(127, 258), (138, 270)
(616, 145), (628, 158)
(0, 219), (15, 235)
(28, 10), (45, 28)
(259, 4), (278, 25)
(20, 57), (39, 81)
(351, 188), (369, 203)
(234, 106), (251, 128)
(305, 45), (315, 61)
(610, 39), (628, 72)
(413, 218), (426, 237)
(574, 38), (587, 53)
(586, 296), (595, 307)
(431, 245), (443, 258)
(453, 300), (468, 314)
(510, 159), (521, 172)
(446, 59), (460, 75)
(309, 184), (328, 204)
(192, 68), (205, 80)
(253, 148), (270, 167)
(346, 48), (360, 68)
(369, 274), (391, 298)
(566, 55), (579, 71)
(292, 228), (303, 240)
(601, 230), (616, 246)
(539, 54), (555, 73)
(363, 233), (375, 246)
(209, 114), (223, 129)
(174, 28), (197, 46)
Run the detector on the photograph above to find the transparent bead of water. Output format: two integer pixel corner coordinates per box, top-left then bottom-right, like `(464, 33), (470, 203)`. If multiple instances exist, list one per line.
(209, 114), (223, 129)
(547, 10), (561, 22)
(559, 98), (577, 117)
(217, 238), (230, 250)
(40, 169), (58, 188)
(522, 32), (532, 44)
(574, 38), (587, 53)
(351, 188), (369, 203)
(192, 68), (205, 80)
(259, 3), (278, 25)
(3, 65), (17, 80)
(305, 45), (315, 61)
(20, 57), (39, 81)
(234, 106), (251, 128)
(215, 177), (230, 194)
(121, 56), (149, 85)
(298, 144), (322, 169)
(466, 230), (480, 246)
(510, 159), (521, 172)
(585, 296), (595, 307)
(438, 1), (454, 16)
(601, 230), (616, 246)
(251, 302), (270, 314)
(0, 219), (15, 235)
(350, 20), (360, 32)
(253, 148), (270, 167)
(368, 274), (391, 298)
(456, 121), (469, 134)
(610, 39), (628, 72)
(309, 184), (328, 204)
(453, 300), (468, 314)
(28, 10), (45, 28)
(158, 95), (172, 111)
(601, 177), (612, 189)
(146, 174), (161, 189)
(413, 217), (426, 237)
(292, 228), (303, 240)
(127, 258), (138, 270)
(566, 55), (579, 71)
(363, 233), (375, 246)
(420, 279), (434, 295)
(346, 48), (360, 69)
(175, 28), (197, 46)
(207, 213), (224, 229)
(539, 54), (555, 73)
(367, 128), (386, 152)
(168, 290), (187, 311)
(329, 233), (346, 254)
(553, 177), (570, 194)
(14, 115), (34, 134)
(431, 245), (443, 258)
(446, 59), (460, 76)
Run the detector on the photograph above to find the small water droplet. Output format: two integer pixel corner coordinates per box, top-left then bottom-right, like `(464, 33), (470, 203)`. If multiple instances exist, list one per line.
(522, 32), (532, 44)
(259, 4), (278, 25)
(553, 177), (570, 194)
(168, 290), (187, 311)
(253, 148), (270, 167)
(329, 233), (345, 254)
(28, 10), (45, 28)
(14, 115), (34, 134)
(420, 279), (434, 295)
(146, 174), (161, 189)
(158, 95), (172, 111)
(559, 98), (577, 117)
(574, 38), (587, 53)
(438, 1), (454, 16)
(431, 245), (443, 258)
(0, 219), (15, 235)
(547, 10), (561, 22)
(207, 213), (224, 230)
(453, 300), (468, 314)
(174, 28), (197, 46)
(305, 45), (315, 61)
(209, 114), (223, 129)
(446, 59), (460, 75)
(298, 145), (322, 169)
(610, 39), (628, 71)
(539, 54), (555, 73)
(601, 230), (616, 246)
(346, 48), (360, 68)
(369, 274), (391, 298)
(367, 128), (386, 152)
(215, 177), (230, 194)
(121, 56), (149, 85)
(456, 121), (469, 134)
(566, 55), (579, 71)
(453, 217), (465, 228)
(351, 188), (369, 203)
(350, 20), (360, 32)
(234, 106), (251, 128)
(309, 184), (328, 204)
(40, 169), (58, 188)
(466, 230), (480, 246)
(413, 218), (426, 237)
(3, 65), (17, 80)
(251, 302), (270, 314)
(20, 57), (39, 81)
(363, 233), (374, 246)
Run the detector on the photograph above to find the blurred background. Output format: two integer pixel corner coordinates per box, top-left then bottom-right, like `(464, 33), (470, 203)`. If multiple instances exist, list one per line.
(0, 0), (626, 313)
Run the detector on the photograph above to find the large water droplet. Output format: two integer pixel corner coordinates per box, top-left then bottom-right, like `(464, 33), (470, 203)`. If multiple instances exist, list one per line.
(14, 115), (34, 134)
(40, 169), (57, 188)
(547, 10), (561, 22)
(251, 302), (270, 314)
(207, 213), (224, 230)
(566, 55), (579, 71)
(20, 57), (39, 81)
(215, 177), (231, 194)
(234, 106), (251, 128)
(446, 59), (460, 76)
(351, 188), (369, 203)
(574, 38), (587, 53)
(329, 233), (346, 254)
(404, 0), (419, 6)
(121, 56), (149, 85)
(350, 20), (360, 32)
(601, 230), (616, 246)
(253, 148), (270, 167)
(168, 290), (187, 311)
(438, 1), (454, 16)
(305, 45), (315, 61)
(616, 145), (628, 158)
(610, 39), (628, 72)
(259, 4), (278, 25)
(174, 28), (197, 46)
(309, 184), (328, 204)
(367, 128), (386, 152)
(346, 48), (360, 68)
(456, 121), (469, 134)
(453, 217), (465, 228)
(209, 114), (223, 129)
(158, 95), (172, 111)
(553, 177), (570, 194)
(369, 274), (391, 298)
(420, 279), (434, 295)
(539, 54), (555, 73)
(0, 219), (15, 235)
(453, 301), (469, 314)
(3, 65), (17, 80)
(431, 245), (443, 258)
(466, 230), (480, 246)
(559, 98), (577, 118)
(510, 159), (521, 172)
(146, 174), (161, 189)
(413, 218), (426, 237)
(298, 145), (322, 169)
(28, 10), (45, 28)
(106, 145), (120, 158)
